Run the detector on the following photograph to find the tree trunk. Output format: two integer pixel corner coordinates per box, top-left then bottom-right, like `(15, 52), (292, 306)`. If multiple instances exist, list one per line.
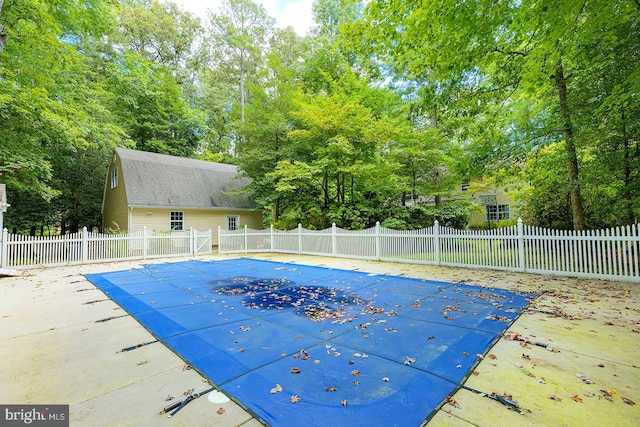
(0, 0), (8, 55)
(323, 168), (329, 209)
(554, 58), (585, 230)
(621, 108), (635, 224)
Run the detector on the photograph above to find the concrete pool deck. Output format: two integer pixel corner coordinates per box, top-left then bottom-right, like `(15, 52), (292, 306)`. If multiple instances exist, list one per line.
(1, 253), (638, 426)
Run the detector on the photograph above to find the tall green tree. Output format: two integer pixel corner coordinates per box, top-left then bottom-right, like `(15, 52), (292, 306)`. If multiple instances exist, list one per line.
(237, 27), (307, 224)
(1, 0), (127, 233)
(206, 0), (274, 147)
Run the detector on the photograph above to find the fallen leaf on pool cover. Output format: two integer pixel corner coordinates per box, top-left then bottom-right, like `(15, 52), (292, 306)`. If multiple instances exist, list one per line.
(217, 408), (226, 414)
(290, 395), (301, 403)
(382, 377), (390, 382)
(427, 336), (435, 340)
(622, 397), (635, 405)
(404, 356), (416, 365)
(270, 384), (283, 394)
(291, 367), (301, 374)
(326, 387), (338, 391)
(351, 370), (361, 376)
(572, 395), (583, 403)
(341, 399), (348, 406)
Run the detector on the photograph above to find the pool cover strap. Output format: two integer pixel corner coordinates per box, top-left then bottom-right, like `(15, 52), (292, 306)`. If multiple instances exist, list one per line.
(164, 387), (215, 418)
(461, 384), (531, 415)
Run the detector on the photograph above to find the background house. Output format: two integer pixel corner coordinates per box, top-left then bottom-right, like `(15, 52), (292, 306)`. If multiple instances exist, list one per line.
(455, 178), (522, 228)
(102, 148), (263, 242)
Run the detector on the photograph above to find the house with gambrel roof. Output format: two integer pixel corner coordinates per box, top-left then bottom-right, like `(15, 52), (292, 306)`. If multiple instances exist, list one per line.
(102, 148), (263, 241)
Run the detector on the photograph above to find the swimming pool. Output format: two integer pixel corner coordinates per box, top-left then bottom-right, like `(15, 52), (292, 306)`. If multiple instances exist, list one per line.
(86, 258), (535, 426)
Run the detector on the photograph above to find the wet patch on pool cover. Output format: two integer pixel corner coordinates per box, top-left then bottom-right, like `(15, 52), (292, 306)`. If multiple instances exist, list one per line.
(85, 259), (536, 426)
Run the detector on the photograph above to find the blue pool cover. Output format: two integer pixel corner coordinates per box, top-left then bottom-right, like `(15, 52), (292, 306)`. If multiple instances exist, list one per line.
(85, 258), (536, 426)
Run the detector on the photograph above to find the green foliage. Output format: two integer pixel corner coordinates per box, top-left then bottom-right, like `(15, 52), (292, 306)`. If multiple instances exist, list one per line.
(2, 0), (637, 236)
(348, 0), (640, 229)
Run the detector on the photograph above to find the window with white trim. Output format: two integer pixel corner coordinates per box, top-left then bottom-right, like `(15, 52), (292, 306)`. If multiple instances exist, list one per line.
(110, 168), (118, 189)
(486, 204), (510, 221)
(170, 211), (184, 231)
(226, 215), (240, 231)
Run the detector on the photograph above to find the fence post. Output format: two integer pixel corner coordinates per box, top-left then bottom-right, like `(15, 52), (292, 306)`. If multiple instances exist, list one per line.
(244, 225), (248, 253)
(270, 224), (274, 252)
(82, 227), (89, 264)
(434, 220), (440, 266)
(332, 223), (337, 257)
(143, 227), (148, 259)
(517, 218), (525, 272)
(375, 222), (381, 260)
(218, 225), (222, 253)
(1, 228), (7, 268)
(190, 227), (195, 255)
(298, 223), (302, 255)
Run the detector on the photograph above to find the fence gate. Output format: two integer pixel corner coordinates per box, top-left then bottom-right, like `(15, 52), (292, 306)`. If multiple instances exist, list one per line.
(194, 229), (212, 256)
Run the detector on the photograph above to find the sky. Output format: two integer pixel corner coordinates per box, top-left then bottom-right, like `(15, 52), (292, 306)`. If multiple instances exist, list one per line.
(170, 0), (315, 36)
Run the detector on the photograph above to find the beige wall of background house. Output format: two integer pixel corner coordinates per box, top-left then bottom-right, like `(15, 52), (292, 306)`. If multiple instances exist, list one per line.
(102, 155), (129, 231)
(129, 208), (263, 242)
(454, 178), (522, 228)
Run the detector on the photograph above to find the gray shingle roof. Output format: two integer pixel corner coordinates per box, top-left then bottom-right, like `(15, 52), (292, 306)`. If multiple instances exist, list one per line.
(116, 148), (256, 209)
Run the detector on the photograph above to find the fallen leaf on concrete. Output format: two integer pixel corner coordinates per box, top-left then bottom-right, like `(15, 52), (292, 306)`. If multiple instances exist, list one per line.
(622, 397), (636, 405)
(572, 395), (583, 403)
(217, 408), (226, 414)
(446, 396), (460, 408)
(550, 396), (562, 402)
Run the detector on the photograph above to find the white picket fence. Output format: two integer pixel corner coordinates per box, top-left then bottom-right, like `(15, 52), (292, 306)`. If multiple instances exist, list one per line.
(219, 219), (640, 283)
(0, 227), (212, 269)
